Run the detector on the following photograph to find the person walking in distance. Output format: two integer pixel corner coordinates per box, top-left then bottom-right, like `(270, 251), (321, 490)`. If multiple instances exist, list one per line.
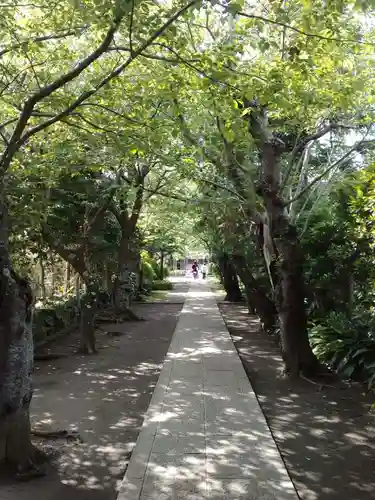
(192, 260), (199, 279)
(201, 262), (208, 280)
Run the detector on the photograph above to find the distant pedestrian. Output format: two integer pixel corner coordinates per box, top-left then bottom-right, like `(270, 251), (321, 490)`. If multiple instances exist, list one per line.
(202, 262), (208, 279)
(192, 260), (199, 279)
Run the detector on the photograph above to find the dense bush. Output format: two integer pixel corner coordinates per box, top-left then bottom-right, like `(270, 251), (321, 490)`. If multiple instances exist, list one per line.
(309, 311), (375, 387)
(33, 296), (81, 343)
(151, 280), (173, 291)
(302, 168), (375, 385)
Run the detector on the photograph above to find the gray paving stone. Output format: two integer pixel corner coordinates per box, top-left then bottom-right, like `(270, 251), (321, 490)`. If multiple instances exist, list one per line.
(157, 417), (205, 436)
(140, 478), (207, 500)
(166, 379), (204, 396)
(152, 433), (205, 455)
(125, 429), (156, 479)
(206, 478), (297, 500)
(144, 453), (206, 480)
(205, 434), (274, 456)
(206, 453), (288, 480)
(118, 476), (144, 500)
(117, 282), (298, 500)
(161, 395), (204, 420)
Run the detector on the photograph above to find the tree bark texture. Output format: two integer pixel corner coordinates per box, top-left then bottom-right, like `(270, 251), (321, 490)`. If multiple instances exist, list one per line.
(112, 230), (139, 311)
(232, 254), (277, 332)
(0, 251), (38, 475)
(259, 140), (319, 376)
(218, 254), (243, 302)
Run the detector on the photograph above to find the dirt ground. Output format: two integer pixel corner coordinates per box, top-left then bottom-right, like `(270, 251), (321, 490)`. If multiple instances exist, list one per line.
(219, 302), (375, 500)
(0, 298), (186, 500)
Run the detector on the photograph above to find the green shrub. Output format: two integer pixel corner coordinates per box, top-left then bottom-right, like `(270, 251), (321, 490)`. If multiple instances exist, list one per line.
(33, 296), (81, 342)
(142, 261), (156, 281)
(309, 310), (375, 387)
(151, 280), (173, 291)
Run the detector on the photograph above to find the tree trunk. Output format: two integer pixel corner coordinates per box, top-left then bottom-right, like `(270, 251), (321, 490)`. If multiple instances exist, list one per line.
(275, 232), (319, 376)
(160, 251), (164, 280)
(260, 140), (319, 377)
(104, 264), (112, 293)
(232, 254), (277, 332)
(112, 230), (138, 311)
(218, 253), (243, 302)
(75, 274), (81, 303)
(38, 253), (46, 299)
(0, 200), (40, 476)
(63, 261), (71, 296)
(49, 250), (55, 296)
(78, 281), (98, 354)
(54, 253), (98, 355)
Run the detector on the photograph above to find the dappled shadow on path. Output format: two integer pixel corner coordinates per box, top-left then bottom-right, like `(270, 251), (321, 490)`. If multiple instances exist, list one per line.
(121, 285), (297, 500)
(219, 303), (375, 500)
(0, 303), (183, 500)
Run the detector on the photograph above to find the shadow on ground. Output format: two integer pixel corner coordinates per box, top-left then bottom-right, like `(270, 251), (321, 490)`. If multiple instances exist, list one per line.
(219, 302), (375, 500)
(0, 302), (183, 500)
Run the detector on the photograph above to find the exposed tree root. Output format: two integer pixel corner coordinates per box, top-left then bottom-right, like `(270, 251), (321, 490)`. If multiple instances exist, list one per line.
(300, 373), (337, 389)
(105, 331), (126, 337)
(13, 445), (52, 481)
(31, 429), (83, 443)
(96, 316), (124, 324)
(96, 305), (144, 323)
(16, 464), (46, 481)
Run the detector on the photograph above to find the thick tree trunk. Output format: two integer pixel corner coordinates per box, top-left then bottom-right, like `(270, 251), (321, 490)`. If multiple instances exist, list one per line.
(0, 193), (35, 475)
(275, 232), (319, 376)
(232, 254), (277, 332)
(218, 254), (243, 302)
(112, 231), (138, 312)
(260, 141), (319, 377)
(0, 264), (41, 476)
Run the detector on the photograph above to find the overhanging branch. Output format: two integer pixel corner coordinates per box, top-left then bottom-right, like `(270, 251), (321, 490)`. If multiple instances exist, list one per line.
(16, 0), (199, 151)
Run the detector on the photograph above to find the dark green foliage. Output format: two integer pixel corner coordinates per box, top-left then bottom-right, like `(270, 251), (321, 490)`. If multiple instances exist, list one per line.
(309, 310), (375, 386)
(33, 297), (81, 343)
(301, 165), (375, 384)
(151, 280), (173, 291)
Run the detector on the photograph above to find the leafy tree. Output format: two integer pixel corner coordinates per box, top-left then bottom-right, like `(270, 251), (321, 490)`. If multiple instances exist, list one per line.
(0, 0), (202, 477)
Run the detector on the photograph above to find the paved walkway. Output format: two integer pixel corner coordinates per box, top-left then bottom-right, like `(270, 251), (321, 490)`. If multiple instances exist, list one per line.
(118, 281), (298, 500)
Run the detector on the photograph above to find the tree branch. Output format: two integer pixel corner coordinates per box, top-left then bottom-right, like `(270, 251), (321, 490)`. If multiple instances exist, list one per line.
(284, 139), (371, 207)
(129, 0), (135, 56)
(0, 26), (88, 58)
(173, 98), (222, 170)
(78, 102), (148, 126)
(129, 182), (145, 230)
(0, 12), (126, 173)
(9, 0), (199, 161)
(234, 9), (375, 47)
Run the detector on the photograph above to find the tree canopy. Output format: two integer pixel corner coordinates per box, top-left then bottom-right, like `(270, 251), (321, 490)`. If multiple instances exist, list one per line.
(2, 0), (375, 476)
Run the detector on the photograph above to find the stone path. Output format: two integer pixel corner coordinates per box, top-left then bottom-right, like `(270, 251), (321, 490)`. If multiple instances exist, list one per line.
(118, 281), (298, 500)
